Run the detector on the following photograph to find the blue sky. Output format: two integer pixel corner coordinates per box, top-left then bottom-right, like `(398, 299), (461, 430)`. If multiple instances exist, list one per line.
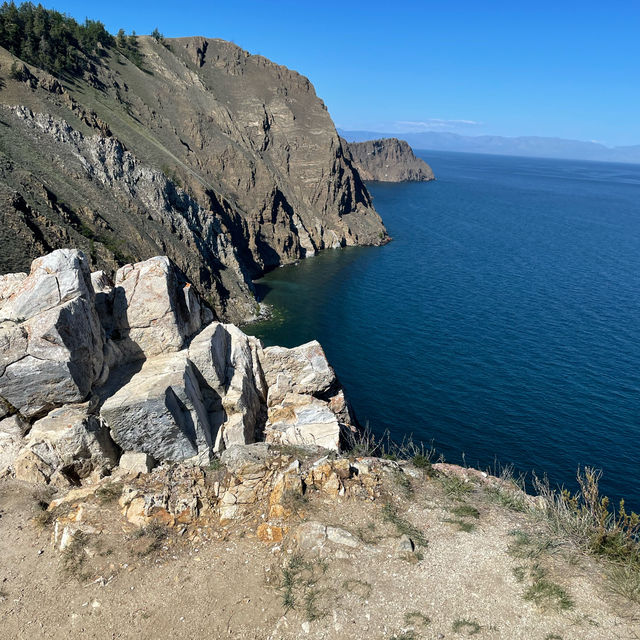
(33, 0), (640, 146)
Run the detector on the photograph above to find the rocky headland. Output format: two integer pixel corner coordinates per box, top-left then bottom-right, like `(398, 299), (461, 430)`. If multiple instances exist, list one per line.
(345, 138), (435, 182)
(0, 34), (388, 323)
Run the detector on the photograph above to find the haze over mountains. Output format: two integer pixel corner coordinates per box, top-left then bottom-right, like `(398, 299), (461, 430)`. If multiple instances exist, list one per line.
(340, 129), (640, 165)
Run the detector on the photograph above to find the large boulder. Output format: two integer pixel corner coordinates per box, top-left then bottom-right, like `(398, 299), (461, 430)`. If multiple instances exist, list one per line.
(16, 403), (118, 483)
(188, 322), (266, 452)
(111, 256), (212, 361)
(100, 351), (213, 463)
(260, 341), (354, 450)
(0, 250), (104, 419)
(265, 393), (341, 450)
(260, 341), (337, 406)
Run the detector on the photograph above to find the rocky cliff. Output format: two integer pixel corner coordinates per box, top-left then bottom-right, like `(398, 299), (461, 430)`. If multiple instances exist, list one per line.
(0, 35), (388, 322)
(345, 138), (435, 182)
(0, 249), (356, 487)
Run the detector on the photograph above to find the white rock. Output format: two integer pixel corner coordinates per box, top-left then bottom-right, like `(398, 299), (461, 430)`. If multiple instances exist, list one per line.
(265, 393), (340, 450)
(260, 341), (336, 407)
(111, 256), (206, 360)
(101, 351), (212, 463)
(118, 451), (154, 474)
(24, 403), (118, 480)
(188, 322), (264, 451)
(0, 250), (104, 418)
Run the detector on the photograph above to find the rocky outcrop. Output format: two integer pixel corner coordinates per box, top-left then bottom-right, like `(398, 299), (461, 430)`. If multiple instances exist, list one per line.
(0, 249), (104, 419)
(345, 138), (435, 182)
(0, 36), (388, 323)
(0, 250), (356, 483)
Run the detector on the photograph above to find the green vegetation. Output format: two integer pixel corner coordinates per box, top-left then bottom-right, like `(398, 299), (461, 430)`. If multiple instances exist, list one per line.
(61, 531), (89, 579)
(523, 577), (574, 611)
(382, 503), (428, 547)
(280, 553), (328, 620)
(444, 518), (476, 533)
(115, 28), (145, 69)
(439, 475), (472, 501)
(0, 2), (113, 76)
(0, 3), (150, 77)
(95, 482), (123, 504)
(342, 578), (372, 599)
(451, 504), (480, 519)
(393, 468), (413, 498)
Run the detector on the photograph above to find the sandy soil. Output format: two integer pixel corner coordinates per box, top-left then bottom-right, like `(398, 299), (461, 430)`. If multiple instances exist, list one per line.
(1, 462), (638, 640)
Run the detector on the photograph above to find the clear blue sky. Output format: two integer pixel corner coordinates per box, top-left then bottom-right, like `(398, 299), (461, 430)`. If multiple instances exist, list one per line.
(34, 0), (640, 146)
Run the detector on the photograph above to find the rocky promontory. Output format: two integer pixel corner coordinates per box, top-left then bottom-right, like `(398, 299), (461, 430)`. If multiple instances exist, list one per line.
(0, 249), (356, 486)
(345, 137), (435, 182)
(0, 33), (388, 323)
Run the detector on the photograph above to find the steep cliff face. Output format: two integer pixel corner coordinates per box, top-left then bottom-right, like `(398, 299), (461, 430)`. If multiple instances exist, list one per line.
(345, 138), (435, 182)
(0, 37), (388, 321)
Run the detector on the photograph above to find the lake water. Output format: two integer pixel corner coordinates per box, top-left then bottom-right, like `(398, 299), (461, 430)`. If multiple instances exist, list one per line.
(245, 150), (640, 511)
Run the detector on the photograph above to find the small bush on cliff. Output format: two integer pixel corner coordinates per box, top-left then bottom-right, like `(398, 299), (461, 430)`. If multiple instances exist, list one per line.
(534, 467), (640, 562)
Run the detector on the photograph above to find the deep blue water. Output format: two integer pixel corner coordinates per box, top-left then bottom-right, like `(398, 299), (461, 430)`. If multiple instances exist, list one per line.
(246, 151), (640, 511)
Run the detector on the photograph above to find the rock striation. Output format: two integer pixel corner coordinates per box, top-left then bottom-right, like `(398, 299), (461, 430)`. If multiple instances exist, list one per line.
(0, 37), (388, 322)
(345, 138), (435, 182)
(0, 249), (356, 485)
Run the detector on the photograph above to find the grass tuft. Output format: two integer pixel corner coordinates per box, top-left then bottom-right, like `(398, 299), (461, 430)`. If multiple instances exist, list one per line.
(523, 578), (574, 611)
(451, 504), (480, 519)
(439, 475), (472, 501)
(444, 518), (476, 533)
(404, 611), (431, 627)
(382, 503), (428, 547)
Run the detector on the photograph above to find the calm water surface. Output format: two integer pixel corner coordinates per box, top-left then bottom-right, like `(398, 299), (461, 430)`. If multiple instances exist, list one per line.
(246, 151), (640, 510)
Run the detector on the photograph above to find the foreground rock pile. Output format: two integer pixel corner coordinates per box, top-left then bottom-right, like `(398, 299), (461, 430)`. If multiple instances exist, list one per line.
(0, 249), (355, 487)
(46, 443), (390, 552)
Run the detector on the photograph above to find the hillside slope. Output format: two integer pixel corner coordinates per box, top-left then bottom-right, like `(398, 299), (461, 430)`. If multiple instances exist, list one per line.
(0, 34), (387, 321)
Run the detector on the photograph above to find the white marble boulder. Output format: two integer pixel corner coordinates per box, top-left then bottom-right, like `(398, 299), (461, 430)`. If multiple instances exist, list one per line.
(259, 341), (355, 451)
(14, 403), (118, 483)
(100, 351), (213, 463)
(0, 250), (104, 419)
(110, 256), (212, 361)
(188, 322), (266, 452)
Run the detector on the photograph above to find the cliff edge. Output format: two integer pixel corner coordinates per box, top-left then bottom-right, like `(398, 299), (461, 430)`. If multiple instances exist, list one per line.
(0, 29), (388, 322)
(345, 137), (435, 182)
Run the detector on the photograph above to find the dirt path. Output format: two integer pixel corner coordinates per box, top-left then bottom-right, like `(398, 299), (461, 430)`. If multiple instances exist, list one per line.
(1, 460), (638, 640)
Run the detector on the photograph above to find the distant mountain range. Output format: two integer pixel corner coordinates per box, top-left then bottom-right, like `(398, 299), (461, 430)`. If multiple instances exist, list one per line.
(339, 129), (640, 165)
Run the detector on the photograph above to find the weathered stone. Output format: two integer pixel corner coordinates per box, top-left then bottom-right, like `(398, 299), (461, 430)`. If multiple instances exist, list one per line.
(13, 449), (54, 484)
(0, 273), (27, 305)
(111, 256), (208, 361)
(265, 393), (341, 451)
(220, 443), (271, 473)
(24, 403), (118, 481)
(101, 351), (212, 463)
(294, 521), (328, 551)
(118, 451), (155, 474)
(0, 415), (27, 474)
(326, 526), (361, 548)
(0, 250), (104, 418)
(256, 523), (284, 543)
(295, 521), (360, 552)
(260, 341), (336, 407)
(396, 534), (415, 553)
(188, 322), (265, 451)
